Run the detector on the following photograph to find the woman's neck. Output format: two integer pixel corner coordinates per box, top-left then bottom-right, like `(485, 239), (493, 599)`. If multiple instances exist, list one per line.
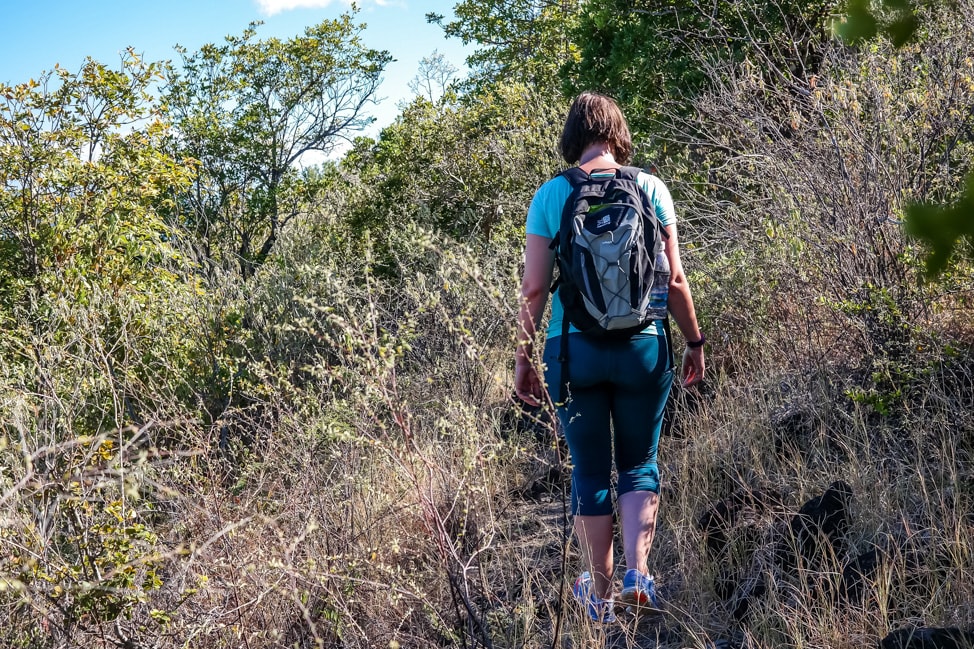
(578, 144), (617, 169)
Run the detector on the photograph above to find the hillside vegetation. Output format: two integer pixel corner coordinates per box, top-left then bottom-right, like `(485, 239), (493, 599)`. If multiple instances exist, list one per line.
(1, 1), (973, 648)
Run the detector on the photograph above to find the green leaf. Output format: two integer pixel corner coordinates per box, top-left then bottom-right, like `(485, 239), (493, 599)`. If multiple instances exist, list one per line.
(886, 13), (919, 47)
(833, 0), (878, 44)
(905, 172), (974, 276)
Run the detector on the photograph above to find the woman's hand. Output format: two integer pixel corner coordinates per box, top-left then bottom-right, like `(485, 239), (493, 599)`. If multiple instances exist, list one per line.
(515, 359), (544, 407)
(681, 346), (705, 387)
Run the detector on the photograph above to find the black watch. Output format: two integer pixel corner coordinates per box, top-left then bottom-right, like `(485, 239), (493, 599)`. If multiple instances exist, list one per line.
(686, 333), (706, 349)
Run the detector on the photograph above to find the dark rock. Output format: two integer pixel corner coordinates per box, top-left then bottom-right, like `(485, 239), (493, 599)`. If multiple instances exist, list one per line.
(879, 627), (974, 649)
(517, 459), (568, 501)
(698, 487), (780, 561)
(725, 482), (853, 621)
(503, 397), (569, 499)
(841, 529), (954, 612)
(731, 572), (767, 622)
(776, 480), (853, 573)
(840, 546), (883, 604)
(665, 383), (711, 438)
(705, 632), (753, 649)
(697, 486), (780, 602)
(771, 401), (819, 453)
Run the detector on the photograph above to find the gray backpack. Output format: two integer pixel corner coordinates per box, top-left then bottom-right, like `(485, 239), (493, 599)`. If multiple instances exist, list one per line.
(549, 166), (670, 401)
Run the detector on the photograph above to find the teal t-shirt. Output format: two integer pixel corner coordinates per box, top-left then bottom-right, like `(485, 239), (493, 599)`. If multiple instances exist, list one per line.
(526, 170), (677, 339)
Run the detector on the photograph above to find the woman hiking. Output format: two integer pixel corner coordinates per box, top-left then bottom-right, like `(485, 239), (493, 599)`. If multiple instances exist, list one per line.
(514, 91), (705, 623)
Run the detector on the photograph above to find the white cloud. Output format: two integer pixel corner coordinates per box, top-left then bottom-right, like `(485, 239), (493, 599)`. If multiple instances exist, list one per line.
(256, 0), (348, 16)
(257, 0), (391, 16)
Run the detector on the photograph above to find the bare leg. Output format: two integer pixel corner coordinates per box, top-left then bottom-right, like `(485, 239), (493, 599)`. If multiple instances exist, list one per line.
(574, 514), (614, 598)
(619, 490), (659, 574)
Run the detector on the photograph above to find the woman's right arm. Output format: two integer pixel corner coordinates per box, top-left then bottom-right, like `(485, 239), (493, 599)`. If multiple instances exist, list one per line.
(515, 233), (555, 406)
(662, 223), (706, 387)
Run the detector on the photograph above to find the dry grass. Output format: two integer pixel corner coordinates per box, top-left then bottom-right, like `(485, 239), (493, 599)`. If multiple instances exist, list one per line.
(4, 216), (971, 648)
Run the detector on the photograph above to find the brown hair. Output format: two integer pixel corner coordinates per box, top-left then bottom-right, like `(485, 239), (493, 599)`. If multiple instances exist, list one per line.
(558, 92), (633, 165)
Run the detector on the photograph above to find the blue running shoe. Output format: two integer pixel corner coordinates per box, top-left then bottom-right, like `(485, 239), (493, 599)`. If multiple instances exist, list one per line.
(572, 572), (617, 623)
(619, 569), (661, 611)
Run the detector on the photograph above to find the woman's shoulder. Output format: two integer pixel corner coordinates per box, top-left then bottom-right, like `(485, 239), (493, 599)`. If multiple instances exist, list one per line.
(635, 170), (676, 225)
(529, 173), (573, 211)
(636, 170), (669, 191)
(527, 173), (572, 237)
(636, 171), (673, 201)
(536, 173), (572, 196)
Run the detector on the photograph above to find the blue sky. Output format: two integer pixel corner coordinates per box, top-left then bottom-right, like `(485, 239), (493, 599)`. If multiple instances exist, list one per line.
(0, 0), (472, 135)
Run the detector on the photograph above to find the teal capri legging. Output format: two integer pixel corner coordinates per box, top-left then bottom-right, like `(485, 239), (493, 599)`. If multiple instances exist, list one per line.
(543, 329), (674, 516)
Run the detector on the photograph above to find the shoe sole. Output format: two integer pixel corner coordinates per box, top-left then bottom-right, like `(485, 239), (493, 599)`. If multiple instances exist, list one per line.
(618, 589), (664, 615)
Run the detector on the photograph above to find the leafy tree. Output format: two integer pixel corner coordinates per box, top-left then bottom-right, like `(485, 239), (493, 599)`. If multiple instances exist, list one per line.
(906, 176), (974, 274)
(0, 51), (192, 310)
(345, 82), (566, 250)
(163, 12), (391, 277)
(428, 0), (580, 91)
(564, 0), (835, 140)
(0, 51), (220, 430)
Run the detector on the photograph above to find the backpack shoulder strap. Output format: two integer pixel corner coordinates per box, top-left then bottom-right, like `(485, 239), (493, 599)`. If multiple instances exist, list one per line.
(560, 166), (590, 187)
(617, 166), (669, 236)
(556, 167), (591, 236)
(617, 166), (644, 181)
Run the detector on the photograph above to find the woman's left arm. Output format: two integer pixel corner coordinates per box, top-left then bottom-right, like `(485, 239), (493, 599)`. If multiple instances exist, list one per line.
(663, 223), (706, 386)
